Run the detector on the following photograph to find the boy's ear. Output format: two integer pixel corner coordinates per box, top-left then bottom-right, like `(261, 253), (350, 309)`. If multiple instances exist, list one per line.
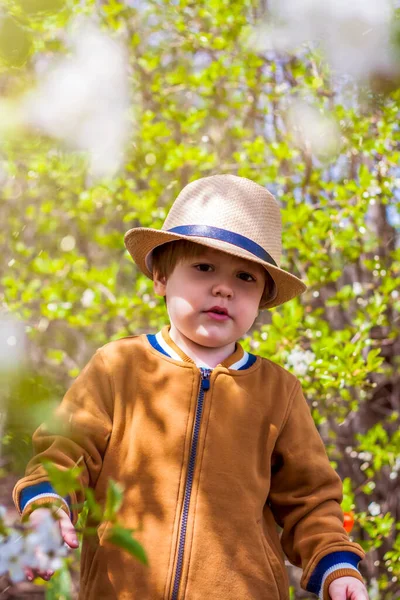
(153, 271), (167, 296)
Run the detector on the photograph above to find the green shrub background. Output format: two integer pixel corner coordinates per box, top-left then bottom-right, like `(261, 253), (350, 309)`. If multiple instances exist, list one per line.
(0, 0), (399, 598)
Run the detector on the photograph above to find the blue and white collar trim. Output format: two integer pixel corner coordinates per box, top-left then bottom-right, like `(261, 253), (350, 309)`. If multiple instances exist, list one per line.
(230, 349), (256, 370)
(147, 331), (256, 371)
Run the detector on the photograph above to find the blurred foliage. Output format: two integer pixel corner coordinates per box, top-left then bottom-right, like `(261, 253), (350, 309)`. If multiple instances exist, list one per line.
(41, 464), (148, 565)
(0, 0), (399, 598)
(45, 564), (74, 600)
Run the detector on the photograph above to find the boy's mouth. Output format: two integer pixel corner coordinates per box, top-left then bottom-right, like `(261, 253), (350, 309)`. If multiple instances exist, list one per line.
(204, 306), (231, 321)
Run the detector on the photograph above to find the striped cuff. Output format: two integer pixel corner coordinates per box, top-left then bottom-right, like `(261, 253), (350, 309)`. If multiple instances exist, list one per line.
(306, 551), (362, 597)
(19, 482), (71, 518)
(319, 564), (357, 599)
(322, 568), (365, 600)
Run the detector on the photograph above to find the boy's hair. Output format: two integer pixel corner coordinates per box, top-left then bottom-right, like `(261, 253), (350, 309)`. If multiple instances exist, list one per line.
(152, 240), (276, 305)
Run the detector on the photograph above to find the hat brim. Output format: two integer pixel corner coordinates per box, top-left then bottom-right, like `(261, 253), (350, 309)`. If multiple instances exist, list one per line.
(124, 227), (307, 309)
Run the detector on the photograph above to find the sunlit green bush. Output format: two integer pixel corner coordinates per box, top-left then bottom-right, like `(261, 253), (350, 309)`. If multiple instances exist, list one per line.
(0, 0), (399, 598)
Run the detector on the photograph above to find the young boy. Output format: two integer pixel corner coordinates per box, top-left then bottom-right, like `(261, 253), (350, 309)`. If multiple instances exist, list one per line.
(13, 175), (368, 600)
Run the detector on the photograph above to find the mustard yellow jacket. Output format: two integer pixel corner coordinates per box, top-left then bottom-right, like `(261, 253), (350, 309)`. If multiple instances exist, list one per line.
(14, 327), (365, 599)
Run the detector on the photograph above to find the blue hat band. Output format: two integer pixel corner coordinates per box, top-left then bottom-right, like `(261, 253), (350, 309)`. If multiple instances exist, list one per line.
(167, 225), (277, 266)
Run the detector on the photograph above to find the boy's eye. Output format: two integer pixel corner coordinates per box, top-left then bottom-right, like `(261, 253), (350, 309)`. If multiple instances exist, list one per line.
(194, 263), (213, 272)
(238, 272), (256, 282)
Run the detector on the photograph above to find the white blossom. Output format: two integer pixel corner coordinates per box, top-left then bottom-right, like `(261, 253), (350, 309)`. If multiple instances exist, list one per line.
(287, 101), (340, 158)
(285, 347), (315, 376)
(60, 236), (76, 252)
(368, 501), (381, 516)
(21, 18), (131, 179)
(358, 451), (373, 461)
(250, 0), (396, 81)
(0, 513), (69, 583)
(0, 532), (26, 582)
(368, 577), (380, 600)
(0, 316), (26, 371)
(82, 289), (96, 307)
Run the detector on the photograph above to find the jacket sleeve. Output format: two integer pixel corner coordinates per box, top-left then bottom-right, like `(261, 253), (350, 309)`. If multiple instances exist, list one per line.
(12, 348), (113, 524)
(268, 379), (365, 596)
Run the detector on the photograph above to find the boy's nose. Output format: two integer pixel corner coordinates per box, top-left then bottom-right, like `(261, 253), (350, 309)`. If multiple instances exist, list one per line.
(212, 281), (233, 299)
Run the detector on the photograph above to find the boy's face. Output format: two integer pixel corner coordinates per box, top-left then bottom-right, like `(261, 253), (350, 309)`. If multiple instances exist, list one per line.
(154, 247), (266, 350)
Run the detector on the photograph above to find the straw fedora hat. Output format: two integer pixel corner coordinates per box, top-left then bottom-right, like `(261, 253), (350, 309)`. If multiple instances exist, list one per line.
(124, 174), (307, 309)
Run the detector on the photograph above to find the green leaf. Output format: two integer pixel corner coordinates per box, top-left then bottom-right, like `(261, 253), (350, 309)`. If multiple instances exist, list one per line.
(104, 479), (124, 521)
(41, 460), (83, 497)
(0, 16), (33, 67)
(45, 561), (72, 600)
(17, 0), (66, 16)
(106, 524), (148, 565)
(341, 477), (355, 512)
(84, 488), (103, 523)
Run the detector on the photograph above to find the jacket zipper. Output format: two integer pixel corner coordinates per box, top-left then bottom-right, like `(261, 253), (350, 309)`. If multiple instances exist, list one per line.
(171, 367), (212, 600)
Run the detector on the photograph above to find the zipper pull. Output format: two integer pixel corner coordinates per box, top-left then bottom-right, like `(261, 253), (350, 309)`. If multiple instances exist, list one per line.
(200, 367), (212, 391)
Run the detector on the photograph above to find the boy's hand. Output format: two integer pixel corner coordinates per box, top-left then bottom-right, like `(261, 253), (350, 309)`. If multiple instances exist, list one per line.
(328, 576), (369, 599)
(25, 507), (79, 582)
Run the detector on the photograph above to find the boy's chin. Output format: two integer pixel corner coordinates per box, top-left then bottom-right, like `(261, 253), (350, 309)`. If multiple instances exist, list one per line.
(190, 329), (237, 348)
